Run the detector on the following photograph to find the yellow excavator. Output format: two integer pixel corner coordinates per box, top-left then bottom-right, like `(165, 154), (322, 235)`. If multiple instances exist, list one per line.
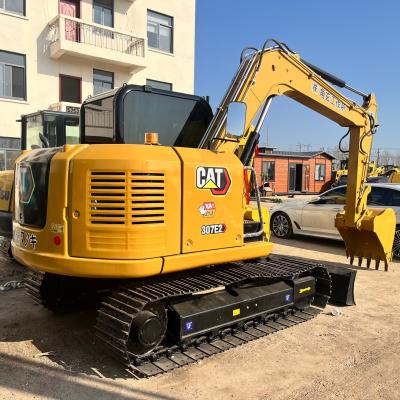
(389, 171), (400, 183)
(332, 160), (378, 187)
(331, 159), (349, 187)
(13, 40), (395, 376)
(0, 110), (79, 255)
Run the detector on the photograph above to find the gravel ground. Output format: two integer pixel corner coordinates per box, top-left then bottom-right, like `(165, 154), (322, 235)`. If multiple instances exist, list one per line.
(0, 236), (399, 400)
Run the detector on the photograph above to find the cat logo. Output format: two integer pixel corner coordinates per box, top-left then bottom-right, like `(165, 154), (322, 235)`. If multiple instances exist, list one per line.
(196, 167), (231, 195)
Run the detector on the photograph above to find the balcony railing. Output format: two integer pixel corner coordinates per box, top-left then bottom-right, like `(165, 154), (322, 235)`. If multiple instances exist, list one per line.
(48, 15), (145, 62)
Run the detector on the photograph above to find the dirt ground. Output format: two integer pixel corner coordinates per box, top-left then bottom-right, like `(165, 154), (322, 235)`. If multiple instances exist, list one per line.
(0, 237), (399, 400)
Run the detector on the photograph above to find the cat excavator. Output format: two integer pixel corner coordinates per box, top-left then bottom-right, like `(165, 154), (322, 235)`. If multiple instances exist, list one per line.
(12, 40), (395, 377)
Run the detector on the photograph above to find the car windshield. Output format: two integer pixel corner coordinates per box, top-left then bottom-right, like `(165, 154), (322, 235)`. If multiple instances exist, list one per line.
(319, 186), (346, 204)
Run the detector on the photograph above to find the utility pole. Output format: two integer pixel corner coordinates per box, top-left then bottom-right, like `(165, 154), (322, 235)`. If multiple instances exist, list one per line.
(376, 148), (380, 166)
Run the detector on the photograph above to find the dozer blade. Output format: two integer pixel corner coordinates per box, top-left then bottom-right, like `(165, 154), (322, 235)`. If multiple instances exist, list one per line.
(335, 207), (396, 271)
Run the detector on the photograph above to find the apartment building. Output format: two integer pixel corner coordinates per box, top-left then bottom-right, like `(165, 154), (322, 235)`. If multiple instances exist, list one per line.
(0, 0), (196, 168)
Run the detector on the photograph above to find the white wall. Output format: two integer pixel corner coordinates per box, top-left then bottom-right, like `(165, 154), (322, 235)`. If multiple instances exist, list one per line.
(0, 0), (195, 138)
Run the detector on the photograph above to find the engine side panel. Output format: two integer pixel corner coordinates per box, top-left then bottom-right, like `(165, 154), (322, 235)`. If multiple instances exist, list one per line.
(174, 147), (244, 253)
(69, 144), (182, 260)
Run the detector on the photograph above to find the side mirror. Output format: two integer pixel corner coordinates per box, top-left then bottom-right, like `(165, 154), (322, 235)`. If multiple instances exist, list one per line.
(226, 101), (246, 137)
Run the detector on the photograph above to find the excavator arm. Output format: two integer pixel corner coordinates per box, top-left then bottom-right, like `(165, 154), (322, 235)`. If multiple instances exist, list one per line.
(201, 40), (395, 268)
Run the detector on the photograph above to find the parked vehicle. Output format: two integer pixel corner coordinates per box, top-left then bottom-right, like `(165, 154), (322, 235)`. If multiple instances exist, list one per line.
(269, 183), (400, 257)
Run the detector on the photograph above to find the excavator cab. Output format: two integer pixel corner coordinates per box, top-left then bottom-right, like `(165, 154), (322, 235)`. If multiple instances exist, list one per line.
(81, 85), (213, 147)
(21, 110), (80, 150)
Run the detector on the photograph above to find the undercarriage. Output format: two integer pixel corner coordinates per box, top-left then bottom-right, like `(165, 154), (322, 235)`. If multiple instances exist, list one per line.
(25, 255), (334, 377)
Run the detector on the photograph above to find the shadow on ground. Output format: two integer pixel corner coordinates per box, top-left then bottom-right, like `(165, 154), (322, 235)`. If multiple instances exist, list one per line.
(0, 289), (132, 380)
(271, 235), (346, 256)
(0, 352), (178, 400)
(0, 255), (132, 381)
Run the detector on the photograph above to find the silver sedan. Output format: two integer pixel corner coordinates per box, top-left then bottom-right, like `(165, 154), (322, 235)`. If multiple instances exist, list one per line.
(268, 183), (400, 258)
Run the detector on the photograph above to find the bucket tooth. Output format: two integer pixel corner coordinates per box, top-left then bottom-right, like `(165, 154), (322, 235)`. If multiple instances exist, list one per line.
(358, 257), (362, 267)
(366, 258), (372, 269)
(384, 261), (389, 272)
(349, 255), (355, 265)
(375, 258), (380, 270)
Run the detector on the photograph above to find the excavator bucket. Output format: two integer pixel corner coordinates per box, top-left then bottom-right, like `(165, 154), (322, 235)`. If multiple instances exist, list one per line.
(335, 207), (396, 271)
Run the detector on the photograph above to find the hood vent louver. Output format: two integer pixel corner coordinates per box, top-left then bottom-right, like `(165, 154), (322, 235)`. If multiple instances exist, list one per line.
(89, 171), (165, 225)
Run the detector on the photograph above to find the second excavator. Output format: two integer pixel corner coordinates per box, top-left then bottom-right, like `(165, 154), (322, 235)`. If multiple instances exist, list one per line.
(13, 40), (395, 376)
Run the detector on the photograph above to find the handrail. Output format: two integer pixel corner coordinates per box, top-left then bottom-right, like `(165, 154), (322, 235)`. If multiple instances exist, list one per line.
(48, 14), (145, 57)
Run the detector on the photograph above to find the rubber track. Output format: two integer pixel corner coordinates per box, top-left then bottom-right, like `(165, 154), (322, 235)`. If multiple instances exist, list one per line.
(24, 271), (45, 304)
(95, 255), (331, 378)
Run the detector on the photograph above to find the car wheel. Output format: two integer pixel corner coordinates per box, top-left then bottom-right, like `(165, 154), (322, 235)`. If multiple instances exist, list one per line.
(393, 225), (400, 259)
(271, 212), (293, 238)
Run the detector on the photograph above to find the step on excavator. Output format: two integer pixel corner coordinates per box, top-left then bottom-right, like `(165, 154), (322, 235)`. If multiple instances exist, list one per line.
(12, 40), (395, 377)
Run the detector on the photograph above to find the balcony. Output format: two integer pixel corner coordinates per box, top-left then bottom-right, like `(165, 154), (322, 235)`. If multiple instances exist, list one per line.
(48, 15), (147, 73)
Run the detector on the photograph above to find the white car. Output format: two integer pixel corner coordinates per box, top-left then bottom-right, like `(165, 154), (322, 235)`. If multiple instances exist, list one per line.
(268, 183), (400, 258)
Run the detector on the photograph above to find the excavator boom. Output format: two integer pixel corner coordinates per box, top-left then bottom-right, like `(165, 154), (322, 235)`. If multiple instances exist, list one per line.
(201, 40), (395, 267)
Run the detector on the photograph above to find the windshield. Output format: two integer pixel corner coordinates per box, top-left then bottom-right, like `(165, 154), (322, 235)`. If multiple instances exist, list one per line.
(82, 89), (213, 147)
(122, 91), (212, 147)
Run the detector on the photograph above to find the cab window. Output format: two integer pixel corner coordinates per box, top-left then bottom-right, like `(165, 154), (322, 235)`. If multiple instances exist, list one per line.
(26, 114), (44, 149)
(65, 119), (80, 144)
(45, 115), (58, 147)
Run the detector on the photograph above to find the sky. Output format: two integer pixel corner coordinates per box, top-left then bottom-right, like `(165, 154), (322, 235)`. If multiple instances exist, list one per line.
(194, 0), (400, 153)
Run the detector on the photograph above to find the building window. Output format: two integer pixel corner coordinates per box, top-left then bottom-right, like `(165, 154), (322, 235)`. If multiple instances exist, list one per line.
(0, 50), (26, 100)
(147, 10), (173, 53)
(93, 0), (113, 27)
(262, 161), (275, 181)
(60, 74), (81, 103)
(315, 163), (326, 181)
(93, 69), (114, 95)
(0, 0), (25, 16)
(146, 79), (172, 91)
(0, 136), (20, 171)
